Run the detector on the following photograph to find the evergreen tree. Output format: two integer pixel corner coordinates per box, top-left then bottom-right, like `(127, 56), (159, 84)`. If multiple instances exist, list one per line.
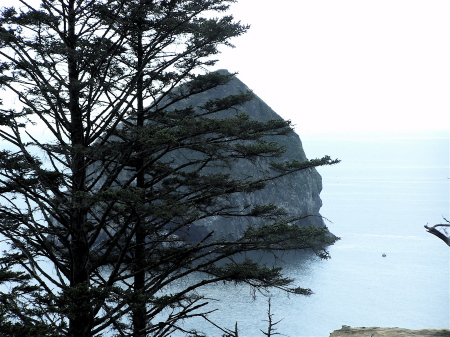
(0, 1), (339, 336)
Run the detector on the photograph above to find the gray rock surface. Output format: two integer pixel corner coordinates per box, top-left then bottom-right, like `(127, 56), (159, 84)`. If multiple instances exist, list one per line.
(165, 70), (327, 238)
(91, 70), (330, 241)
(329, 326), (450, 337)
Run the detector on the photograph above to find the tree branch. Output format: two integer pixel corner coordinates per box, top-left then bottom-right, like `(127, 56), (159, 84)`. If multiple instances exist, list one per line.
(424, 223), (450, 247)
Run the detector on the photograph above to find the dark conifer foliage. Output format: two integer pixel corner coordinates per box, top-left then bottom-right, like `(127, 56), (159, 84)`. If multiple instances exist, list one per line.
(0, 1), (338, 336)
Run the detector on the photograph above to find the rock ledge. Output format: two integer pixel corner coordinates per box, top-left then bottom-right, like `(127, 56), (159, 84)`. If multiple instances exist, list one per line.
(329, 326), (450, 337)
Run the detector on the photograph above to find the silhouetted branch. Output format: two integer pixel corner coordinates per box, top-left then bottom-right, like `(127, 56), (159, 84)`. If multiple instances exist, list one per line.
(260, 298), (284, 337)
(425, 219), (450, 247)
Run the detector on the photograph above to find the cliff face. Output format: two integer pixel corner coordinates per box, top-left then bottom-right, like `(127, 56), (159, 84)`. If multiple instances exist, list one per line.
(164, 70), (326, 238)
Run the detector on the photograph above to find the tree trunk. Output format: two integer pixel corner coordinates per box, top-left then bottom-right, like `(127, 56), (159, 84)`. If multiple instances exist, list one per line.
(67, 1), (93, 335)
(132, 17), (147, 336)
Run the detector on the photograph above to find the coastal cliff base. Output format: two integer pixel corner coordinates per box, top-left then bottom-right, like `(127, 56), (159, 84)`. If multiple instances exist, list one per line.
(329, 326), (450, 337)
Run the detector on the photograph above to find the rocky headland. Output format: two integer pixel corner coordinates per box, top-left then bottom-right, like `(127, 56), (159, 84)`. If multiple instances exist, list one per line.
(164, 70), (328, 238)
(89, 70), (333, 244)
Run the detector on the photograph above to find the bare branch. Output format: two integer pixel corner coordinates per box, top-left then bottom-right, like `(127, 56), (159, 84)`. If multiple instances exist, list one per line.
(424, 222), (450, 247)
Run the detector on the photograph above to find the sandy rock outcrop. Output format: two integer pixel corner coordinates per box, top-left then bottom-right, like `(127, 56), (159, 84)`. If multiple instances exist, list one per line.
(329, 326), (450, 337)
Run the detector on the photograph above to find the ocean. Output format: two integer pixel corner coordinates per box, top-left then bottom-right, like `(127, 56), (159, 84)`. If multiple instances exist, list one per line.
(168, 132), (450, 337)
(1, 132), (448, 336)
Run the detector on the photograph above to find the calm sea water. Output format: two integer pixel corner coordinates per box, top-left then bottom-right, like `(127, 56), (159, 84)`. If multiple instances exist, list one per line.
(168, 132), (450, 337)
(2, 133), (448, 336)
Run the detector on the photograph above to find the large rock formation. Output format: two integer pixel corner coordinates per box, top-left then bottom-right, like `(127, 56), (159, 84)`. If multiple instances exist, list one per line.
(90, 70), (329, 241)
(163, 70), (327, 239)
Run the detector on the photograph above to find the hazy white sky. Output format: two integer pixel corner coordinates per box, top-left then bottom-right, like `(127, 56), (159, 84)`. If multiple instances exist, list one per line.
(4, 0), (449, 138)
(216, 0), (449, 136)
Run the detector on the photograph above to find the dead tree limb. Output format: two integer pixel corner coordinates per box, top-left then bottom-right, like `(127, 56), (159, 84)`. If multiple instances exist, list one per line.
(424, 222), (450, 247)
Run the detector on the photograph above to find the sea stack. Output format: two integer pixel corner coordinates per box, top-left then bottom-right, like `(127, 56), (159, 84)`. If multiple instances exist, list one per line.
(165, 70), (328, 239)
